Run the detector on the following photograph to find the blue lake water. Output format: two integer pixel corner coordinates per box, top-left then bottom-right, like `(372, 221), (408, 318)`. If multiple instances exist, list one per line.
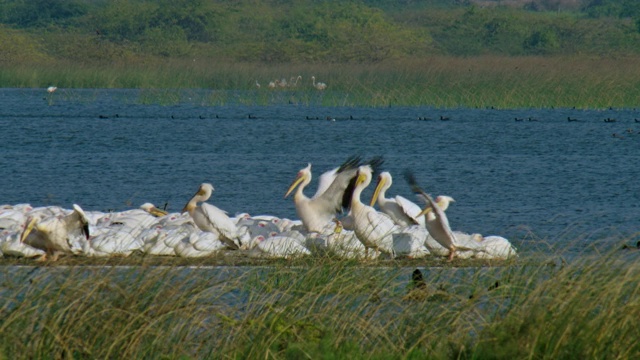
(1, 88), (639, 252)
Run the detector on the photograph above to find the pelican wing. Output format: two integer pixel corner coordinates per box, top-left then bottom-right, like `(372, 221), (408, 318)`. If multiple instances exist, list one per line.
(365, 210), (397, 238)
(393, 195), (425, 226)
(314, 167), (359, 214)
(404, 170), (457, 248)
(200, 202), (240, 248)
(313, 155), (362, 199)
(66, 204), (90, 240)
(418, 192), (457, 245)
(312, 166), (339, 199)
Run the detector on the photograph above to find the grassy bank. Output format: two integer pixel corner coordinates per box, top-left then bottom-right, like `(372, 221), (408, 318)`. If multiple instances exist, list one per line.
(2, 56), (639, 109)
(1, 245), (639, 359)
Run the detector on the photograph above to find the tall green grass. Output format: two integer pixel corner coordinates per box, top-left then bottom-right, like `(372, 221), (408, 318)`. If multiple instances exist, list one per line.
(1, 241), (639, 359)
(2, 56), (639, 108)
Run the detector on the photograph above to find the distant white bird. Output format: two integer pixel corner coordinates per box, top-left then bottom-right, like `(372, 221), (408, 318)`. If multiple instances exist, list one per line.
(311, 76), (327, 90)
(289, 75), (302, 87)
(47, 86), (57, 93)
(21, 204), (90, 261)
(255, 80), (261, 88)
(182, 183), (242, 249)
(370, 172), (425, 227)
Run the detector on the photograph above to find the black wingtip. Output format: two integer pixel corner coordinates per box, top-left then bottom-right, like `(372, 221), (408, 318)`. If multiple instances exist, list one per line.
(341, 174), (358, 211)
(367, 156), (385, 176)
(404, 170), (432, 203)
(403, 169), (421, 193)
(338, 155), (362, 173)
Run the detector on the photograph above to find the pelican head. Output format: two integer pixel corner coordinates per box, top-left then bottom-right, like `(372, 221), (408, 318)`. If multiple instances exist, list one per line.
(355, 166), (373, 188)
(20, 216), (39, 243)
(435, 196), (455, 212)
(284, 163), (311, 198)
(182, 183), (214, 213)
(417, 195), (455, 217)
(140, 202), (169, 217)
(370, 171), (392, 207)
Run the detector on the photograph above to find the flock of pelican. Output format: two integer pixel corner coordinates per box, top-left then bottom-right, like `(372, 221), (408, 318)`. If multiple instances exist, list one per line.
(0, 156), (516, 262)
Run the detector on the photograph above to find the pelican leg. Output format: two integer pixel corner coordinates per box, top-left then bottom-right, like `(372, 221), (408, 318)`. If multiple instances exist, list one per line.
(50, 251), (61, 262)
(447, 248), (456, 261)
(35, 253), (48, 262)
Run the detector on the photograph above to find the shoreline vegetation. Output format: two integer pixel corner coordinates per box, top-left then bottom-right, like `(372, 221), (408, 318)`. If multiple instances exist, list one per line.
(1, 245), (639, 358)
(3, 0), (640, 108)
(3, 56), (640, 109)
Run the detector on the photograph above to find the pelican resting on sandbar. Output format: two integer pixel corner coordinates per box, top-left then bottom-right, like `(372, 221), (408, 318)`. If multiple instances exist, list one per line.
(20, 204), (90, 261)
(182, 183), (244, 249)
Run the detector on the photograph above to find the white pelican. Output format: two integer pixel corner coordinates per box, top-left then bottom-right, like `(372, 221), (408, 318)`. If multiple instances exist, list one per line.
(418, 193), (458, 260)
(140, 203), (168, 217)
(370, 172), (425, 227)
(284, 156), (365, 233)
(306, 219), (373, 260)
(182, 183), (242, 249)
(1, 229), (45, 258)
(311, 76), (327, 90)
(20, 204), (90, 261)
(405, 172), (458, 261)
(174, 231), (227, 258)
(348, 165), (398, 259)
(236, 218), (280, 241)
(392, 225), (431, 258)
(82, 227), (143, 257)
(248, 232), (311, 259)
(0, 208), (27, 231)
(473, 235), (518, 260)
(47, 86), (57, 93)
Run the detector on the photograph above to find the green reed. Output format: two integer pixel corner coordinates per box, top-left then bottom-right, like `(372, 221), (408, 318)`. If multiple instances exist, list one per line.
(1, 237), (639, 359)
(2, 56), (640, 109)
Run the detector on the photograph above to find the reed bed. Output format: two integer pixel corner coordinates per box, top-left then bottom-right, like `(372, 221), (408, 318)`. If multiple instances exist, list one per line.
(2, 56), (640, 109)
(1, 239), (639, 359)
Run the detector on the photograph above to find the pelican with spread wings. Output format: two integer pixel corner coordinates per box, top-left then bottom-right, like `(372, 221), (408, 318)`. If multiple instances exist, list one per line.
(285, 156), (383, 233)
(405, 171), (458, 261)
